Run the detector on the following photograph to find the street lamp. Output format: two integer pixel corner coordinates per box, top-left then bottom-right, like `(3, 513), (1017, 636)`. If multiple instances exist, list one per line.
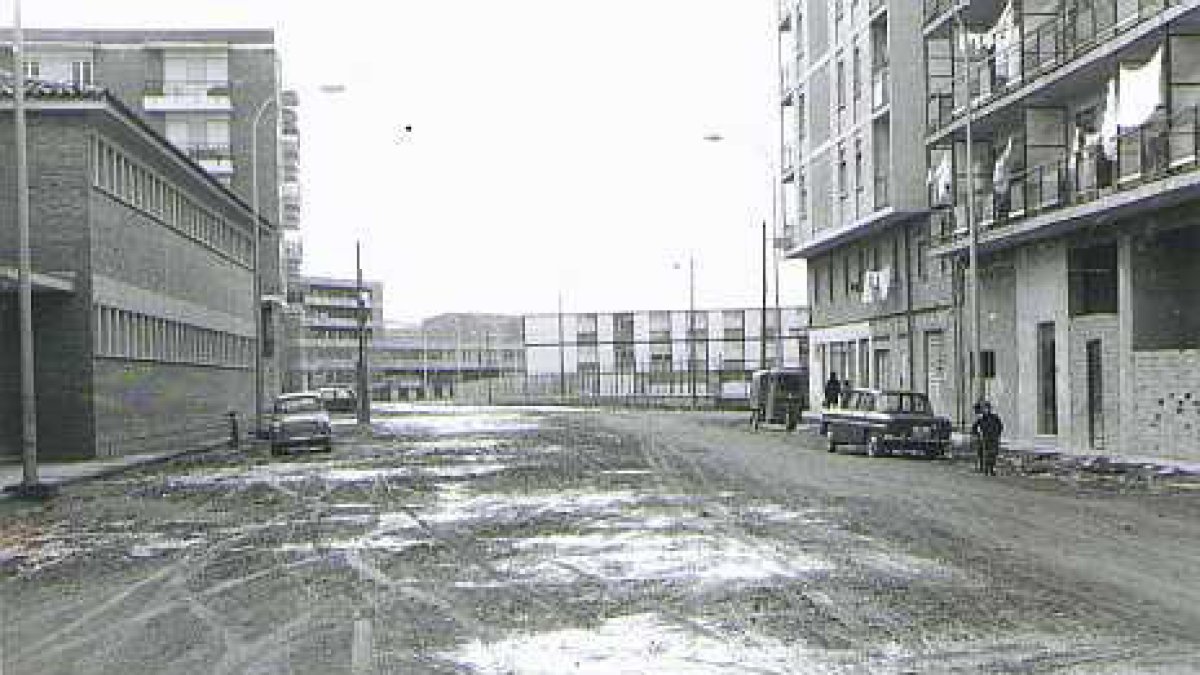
(702, 132), (782, 372)
(250, 94), (275, 437)
(7, 0), (52, 498)
(953, 3), (984, 413)
(673, 256), (697, 410)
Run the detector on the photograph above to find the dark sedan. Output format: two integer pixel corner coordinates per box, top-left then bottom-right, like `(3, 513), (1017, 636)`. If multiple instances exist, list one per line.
(823, 388), (952, 458)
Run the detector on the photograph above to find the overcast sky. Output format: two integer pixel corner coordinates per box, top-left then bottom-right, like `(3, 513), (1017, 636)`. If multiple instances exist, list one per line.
(16, 0), (806, 324)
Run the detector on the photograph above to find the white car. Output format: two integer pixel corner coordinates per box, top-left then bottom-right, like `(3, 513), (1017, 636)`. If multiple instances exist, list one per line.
(269, 392), (333, 455)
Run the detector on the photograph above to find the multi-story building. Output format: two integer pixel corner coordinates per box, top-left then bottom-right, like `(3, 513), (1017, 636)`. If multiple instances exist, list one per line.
(1, 29), (289, 406)
(372, 314), (526, 401)
(1, 78), (259, 458)
(522, 307), (809, 404)
(923, 0), (1200, 461)
(284, 275), (384, 392)
(280, 89), (302, 277)
(778, 1), (959, 417)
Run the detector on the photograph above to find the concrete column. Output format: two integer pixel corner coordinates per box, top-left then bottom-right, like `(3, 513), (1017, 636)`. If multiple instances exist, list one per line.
(1117, 233), (1135, 456)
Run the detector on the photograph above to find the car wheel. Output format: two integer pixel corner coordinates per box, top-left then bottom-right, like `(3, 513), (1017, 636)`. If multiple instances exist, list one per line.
(270, 444), (284, 457)
(322, 440), (333, 453)
(867, 434), (885, 458)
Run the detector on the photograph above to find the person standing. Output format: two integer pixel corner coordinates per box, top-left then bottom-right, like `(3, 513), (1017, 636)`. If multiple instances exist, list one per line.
(823, 372), (842, 409)
(972, 401), (1004, 475)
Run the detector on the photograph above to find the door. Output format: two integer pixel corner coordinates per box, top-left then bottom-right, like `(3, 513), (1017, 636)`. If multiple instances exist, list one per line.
(1086, 339), (1104, 449)
(1037, 322), (1058, 435)
(924, 330), (949, 416)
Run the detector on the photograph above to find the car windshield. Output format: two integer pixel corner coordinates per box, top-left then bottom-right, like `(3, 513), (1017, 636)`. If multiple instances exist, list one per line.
(880, 393), (931, 414)
(275, 397), (322, 414)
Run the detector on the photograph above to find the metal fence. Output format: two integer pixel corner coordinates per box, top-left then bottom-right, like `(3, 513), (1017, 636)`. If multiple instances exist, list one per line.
(447, 370), (765, 410)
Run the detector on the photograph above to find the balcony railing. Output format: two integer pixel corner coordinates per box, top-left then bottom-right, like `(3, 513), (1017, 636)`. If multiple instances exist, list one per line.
(926, 0), (1180, 134)
(182, 143), (232, 163)
(144, 79), (232, 108)
(933, 104), (1200, 247)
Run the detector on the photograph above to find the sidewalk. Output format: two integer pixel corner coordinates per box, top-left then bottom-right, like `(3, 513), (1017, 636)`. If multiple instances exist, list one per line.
(0, 437), (233, 499)
(947, 431), (1200, 477)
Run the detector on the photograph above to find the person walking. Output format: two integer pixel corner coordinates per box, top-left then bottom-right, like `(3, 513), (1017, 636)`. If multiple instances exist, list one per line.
(972, 401), (1004, 475)
(823, 372), (842, 409)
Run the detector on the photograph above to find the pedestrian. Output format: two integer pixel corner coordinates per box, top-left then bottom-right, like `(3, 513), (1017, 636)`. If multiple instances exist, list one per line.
(823, 372), (841, 409)
(841, 378), (852, 407)
(972, 400), (1004, 475)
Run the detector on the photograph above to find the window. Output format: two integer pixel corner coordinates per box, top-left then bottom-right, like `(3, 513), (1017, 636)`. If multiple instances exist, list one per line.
(852, 47), (861, 102)
(836, 59), (846, 111)
(21, 59), (39, 80)
(854, 139), (863, 193)
(980, 350), (996, 379)
(916, 237), (930, 280)
(837, 145), (847, 198)
(71, 60), (94, 87)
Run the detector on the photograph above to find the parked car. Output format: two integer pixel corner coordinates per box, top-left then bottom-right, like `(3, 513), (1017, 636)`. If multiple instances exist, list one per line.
(317, 386), (357, 414)
(269, 392), (333, 455)
(749, 367), (809, 431)
(823, 388), (951, 458)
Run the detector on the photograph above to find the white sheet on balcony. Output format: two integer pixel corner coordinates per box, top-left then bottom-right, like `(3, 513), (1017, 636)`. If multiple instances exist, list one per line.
(1117, 44), (1164, 129)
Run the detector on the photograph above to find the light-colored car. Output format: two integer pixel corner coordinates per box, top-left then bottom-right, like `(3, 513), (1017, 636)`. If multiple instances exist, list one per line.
(269, 392), (333, 455)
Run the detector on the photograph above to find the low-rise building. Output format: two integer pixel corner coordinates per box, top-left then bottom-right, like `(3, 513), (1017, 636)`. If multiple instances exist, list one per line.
(0, 78), (261, 458)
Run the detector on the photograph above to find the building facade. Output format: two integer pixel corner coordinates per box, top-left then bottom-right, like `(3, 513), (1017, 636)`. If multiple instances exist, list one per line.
(2, 29), (288, 407)
(923, 0), (1200, 461)
(1, 80), (259, 458)
(778, 1), (960, 418)
(283, 275), (384, 393)
(522, 307), (809, 404)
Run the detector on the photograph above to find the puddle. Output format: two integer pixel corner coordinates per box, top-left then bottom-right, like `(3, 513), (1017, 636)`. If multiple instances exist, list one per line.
(445, 612), (847, 674)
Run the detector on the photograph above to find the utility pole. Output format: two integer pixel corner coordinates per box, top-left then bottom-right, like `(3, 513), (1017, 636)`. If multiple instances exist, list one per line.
(557, 293), (565, 399)
(485, 330), (493, 405)
(688, 256), (696, 410)
(760, 220), (768, 371)
(355, 241), (370, 426)
(8, 0), (51, 499)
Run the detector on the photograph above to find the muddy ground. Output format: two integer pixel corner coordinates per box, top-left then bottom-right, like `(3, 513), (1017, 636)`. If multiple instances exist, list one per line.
(1, 405), (1198, 673)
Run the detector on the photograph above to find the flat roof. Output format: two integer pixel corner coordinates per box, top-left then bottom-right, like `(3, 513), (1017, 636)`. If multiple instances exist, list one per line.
(7, 28), (275, 45)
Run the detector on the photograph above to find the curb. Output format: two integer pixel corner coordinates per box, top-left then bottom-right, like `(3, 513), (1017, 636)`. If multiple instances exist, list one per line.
(1, 436), (236, 500)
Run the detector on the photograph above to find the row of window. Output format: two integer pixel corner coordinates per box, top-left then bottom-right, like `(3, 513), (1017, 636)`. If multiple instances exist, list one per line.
(21, 59), (93, 86)
(94, 305), (253, 369)
(91, 137), (253, 267)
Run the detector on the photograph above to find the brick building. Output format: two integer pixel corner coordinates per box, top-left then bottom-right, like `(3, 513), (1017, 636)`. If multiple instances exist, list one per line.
(0, 79), (261, 458)
(1, 29), (289, 405)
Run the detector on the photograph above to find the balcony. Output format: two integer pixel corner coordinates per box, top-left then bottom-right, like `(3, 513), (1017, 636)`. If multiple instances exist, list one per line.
(926, 0), (1183, 135)
(932, 104), (1200, 253)
(143, 80), (233, 112)
(181, 143), (233, 176)
(871, 65), (890, 112)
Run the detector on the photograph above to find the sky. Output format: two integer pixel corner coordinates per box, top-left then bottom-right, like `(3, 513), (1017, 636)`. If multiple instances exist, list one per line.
(14, 0), (807, 324)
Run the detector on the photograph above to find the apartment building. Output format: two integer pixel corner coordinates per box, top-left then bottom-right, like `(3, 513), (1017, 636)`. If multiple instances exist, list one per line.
(2, 28), (290, 409)
(284, 275), (384, 393)
(779, 1), (959, 416)
(522, 307), (809, 404)
(0, 78), (259, 458)
(923, 0), (1200, 461)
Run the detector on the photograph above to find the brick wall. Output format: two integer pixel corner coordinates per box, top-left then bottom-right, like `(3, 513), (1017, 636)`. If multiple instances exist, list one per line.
(1131, 350), (1200, 462)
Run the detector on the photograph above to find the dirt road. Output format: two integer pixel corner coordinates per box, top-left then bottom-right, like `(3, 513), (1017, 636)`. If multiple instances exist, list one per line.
(1, 405), (1197, 673)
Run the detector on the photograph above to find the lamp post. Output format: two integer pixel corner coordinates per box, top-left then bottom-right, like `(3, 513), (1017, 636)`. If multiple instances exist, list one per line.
(8, 0), (51, 498)
(674, 256), (697, 409)
(356, 241), (371, 426)
(954, 3), (984, 413)
(250, 94), (276, 437)
(702, 133), (782, 374)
